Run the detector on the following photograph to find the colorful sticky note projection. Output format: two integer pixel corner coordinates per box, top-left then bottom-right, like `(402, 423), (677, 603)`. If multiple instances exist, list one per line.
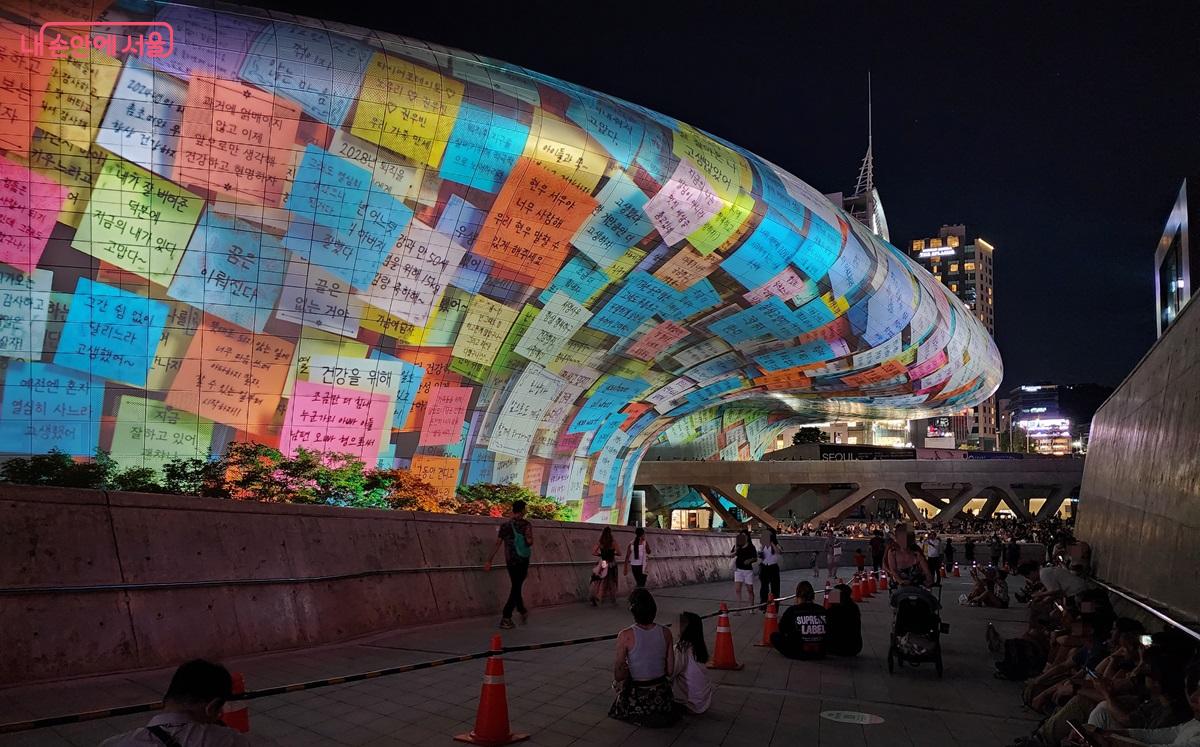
(110, 396), (215, 473)
(283, 331), (369, 395)
(284, 143), (415, 291)
(72, 155), (204, 286)
(522, 110), (608, 194)
(626, 321), (690, 360)
(565, 95), (645, 168)
(440, 102), (530, 193)
(409, 454), (460, 501)
(643, 157), (723, 247)
(350, 52), (465, 167)
(176, 76), (302, 208)
(95, 60), (187, 180)
(146, 301), (203, 392)
(26, 130), (108, 228)
(0, 160), (66, 273)
(0, 360), (104, 455)
(474, 157), (599, 280)
(280, 380), (393, 459)
(0, 267), (52, 361)
(572, 170), (653, 269)
(164, 316), (296, 434)
(241, 22), (374, 127)
(168, 211), (288, 334)
(277, 258), (364, 339)
(54, 278), (169, 387)
(329, 129), (423, 203)
(513, 292), (592, 367)
(436, 194), (485, 251)
(419, 384), (472, 446)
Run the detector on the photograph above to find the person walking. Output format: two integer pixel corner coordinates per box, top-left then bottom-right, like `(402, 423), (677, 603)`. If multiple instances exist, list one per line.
(591, 527), (621, 606)
(731, 530), (757, 609)
(484, 499), (533, 630)
(758, 528), (782, 607)
(625, 527), (651, 589)
(924, 530), (943, 586)
(944, 537), (956, 574)
(869, 529), (886, 573)
(824, 529), (842, 579)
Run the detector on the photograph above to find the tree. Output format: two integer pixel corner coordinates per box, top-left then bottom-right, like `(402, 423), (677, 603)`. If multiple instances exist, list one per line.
(0, 449), (117, 489)
(161, 456), (228, 497)
(222, 442), (290, 502)
(456, 483), (567, 520)
(364, 468), (448, 512)
(110, 466), (164, 493)
(998, 427), (1031, 453)
(792, 427), (829, 445)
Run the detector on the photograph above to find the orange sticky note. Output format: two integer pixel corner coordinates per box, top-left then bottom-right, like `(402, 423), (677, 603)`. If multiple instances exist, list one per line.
(409, 454), (460, 500)
(0, 22), (53, 154)
(473, 157), (598, 280)
(165, 315), (296, 434)
(176, 76), (301, 207)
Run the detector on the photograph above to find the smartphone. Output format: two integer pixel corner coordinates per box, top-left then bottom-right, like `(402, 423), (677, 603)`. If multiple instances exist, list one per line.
(1067, 720), (1100, 746)
(1084, 667), (1098, 680)
(1140, 634), (1153, 647)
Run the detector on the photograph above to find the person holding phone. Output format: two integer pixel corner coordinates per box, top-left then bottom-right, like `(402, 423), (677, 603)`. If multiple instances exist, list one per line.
(1074, 673), (1200, 744)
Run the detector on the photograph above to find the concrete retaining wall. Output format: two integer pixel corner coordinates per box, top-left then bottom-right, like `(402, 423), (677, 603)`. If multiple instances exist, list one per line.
(2, 486), (814, 685)
(1076, 295), (1200, 624)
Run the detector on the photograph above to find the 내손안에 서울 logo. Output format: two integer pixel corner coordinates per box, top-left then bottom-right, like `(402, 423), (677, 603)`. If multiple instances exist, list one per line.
(17, 21), (174, 60)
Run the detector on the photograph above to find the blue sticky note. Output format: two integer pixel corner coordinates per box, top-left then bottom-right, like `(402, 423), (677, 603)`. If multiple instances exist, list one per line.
(0, 361), (104, 456)
(465, 450), (496, 484)
(721, 213), (802, 290)
(795, 213), (844, 281)
(54, 279), (168, 388)
(572, 171), (654, 269)
(450, 253), (493, 295)
(538, 255), (609, 306)
(793, 296), (836, 332)
(566, 95), (646, 168)
(825, 233), (873, 300)
(372, 351), (425, 429)
(634, 122), (676, 184)
(754, 341), (835, 372)
(240, 22), (374, 127)
(753, 161), (806, 230)
(709, 297), (802, 344)
(568, 376), (649, 433)
(439, 103), (530, 193)
(589, 412), (626, 455)
(435, 194), (485, 250)
(168, 212), (288, 333)
(284, 145), (414, 290)
(588, 271), (674, 338)
(661, 278), (721, 321)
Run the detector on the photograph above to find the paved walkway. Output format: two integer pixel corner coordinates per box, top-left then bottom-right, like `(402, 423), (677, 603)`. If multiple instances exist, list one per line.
(1, 571), (1038, 746)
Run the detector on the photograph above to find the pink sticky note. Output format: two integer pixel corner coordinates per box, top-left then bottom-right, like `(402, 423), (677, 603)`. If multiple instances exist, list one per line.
(419, 385), (472, 446)
(0, 161), (67, 273)
(627, 321), (690, 360)
(280, 380), (393, 459)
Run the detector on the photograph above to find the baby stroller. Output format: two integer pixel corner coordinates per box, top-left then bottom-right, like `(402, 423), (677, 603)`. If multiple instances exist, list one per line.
(887, 585), (948, 677)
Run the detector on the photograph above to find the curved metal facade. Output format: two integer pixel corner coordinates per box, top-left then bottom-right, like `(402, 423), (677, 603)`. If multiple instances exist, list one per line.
(0, 0), (1000, 521)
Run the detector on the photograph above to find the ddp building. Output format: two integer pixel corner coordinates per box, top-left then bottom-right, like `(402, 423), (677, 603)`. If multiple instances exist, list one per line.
(0, 0), (1000, 524)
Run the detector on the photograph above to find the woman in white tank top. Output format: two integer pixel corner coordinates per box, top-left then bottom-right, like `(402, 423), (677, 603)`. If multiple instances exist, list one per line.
(609, 589), (679, 727)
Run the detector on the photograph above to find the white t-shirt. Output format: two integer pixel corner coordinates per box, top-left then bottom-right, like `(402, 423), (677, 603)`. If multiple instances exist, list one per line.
(1127, 718), (1200, 745)
(672, 646), (713, 714)
(761, 544), (780, 566)
(100, 713), (253, 747)
(1040, 565), (1092, 598)
(627, 540), (649, 566)
(925, 538), (942, 558)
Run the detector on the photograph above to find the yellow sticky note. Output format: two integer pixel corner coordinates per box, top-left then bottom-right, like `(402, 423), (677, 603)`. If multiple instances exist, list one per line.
(358, 302), (423, 343)
(603, 247), (646, 282)
(72, 155), (204, 285)
(687, 189), (756, 256)
(451, 294), (519, 367)
(110, 396), (215, 474)
(351, 52), (464, 167)
(822, 293), (850, 316)
(671, 123), (751, 203)
(36, 39), (121, 149)
(522, 109), (607, 194)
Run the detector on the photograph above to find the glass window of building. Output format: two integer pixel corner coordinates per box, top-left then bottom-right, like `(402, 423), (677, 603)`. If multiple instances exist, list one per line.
(950, 282), (958, 292)
(964, 261), (976, 271)
(949, 263), (959, 272)
(1160, 232), (1185, 330)
(947, 235), (960, 247)
(912, 239), (925, 250)
(930, 238), (943, 248)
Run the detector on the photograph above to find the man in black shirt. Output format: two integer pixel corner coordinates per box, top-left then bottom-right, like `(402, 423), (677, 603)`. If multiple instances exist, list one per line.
(484, 500), (534, 629)
(771, 581), (826, 659)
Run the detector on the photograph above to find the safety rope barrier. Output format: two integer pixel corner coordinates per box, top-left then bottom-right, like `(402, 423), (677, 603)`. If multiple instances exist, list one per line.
(0, 589), (811, 734)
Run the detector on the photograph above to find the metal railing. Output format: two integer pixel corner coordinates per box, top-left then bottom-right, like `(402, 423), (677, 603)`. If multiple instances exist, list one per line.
(1091, 576), (1200, 643)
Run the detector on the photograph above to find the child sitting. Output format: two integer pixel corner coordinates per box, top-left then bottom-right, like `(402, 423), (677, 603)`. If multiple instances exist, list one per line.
(671, 612), (712, 714)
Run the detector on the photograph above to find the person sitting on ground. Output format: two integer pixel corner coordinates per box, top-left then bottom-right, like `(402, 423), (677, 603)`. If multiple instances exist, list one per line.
(966, 567), (1010, 608)
(825, 583), (863, 657)
(671, 611), (712, 715)
(1088, 646), (1193, 734)
(1014, 561), (1046, 606)
(101, 660), (252, 746)
(610, 589), (678, 728)
(772, 581), (827, 660)
(1076, 669), (1200, 746)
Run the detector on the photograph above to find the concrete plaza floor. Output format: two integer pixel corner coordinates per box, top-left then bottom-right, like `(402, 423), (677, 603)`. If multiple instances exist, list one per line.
(1, 570), (1039, 746)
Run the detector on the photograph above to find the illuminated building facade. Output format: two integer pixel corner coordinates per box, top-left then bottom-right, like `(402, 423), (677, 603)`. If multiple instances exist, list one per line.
(910, 225), (998, 449)
(1156, 179), (1195, 338)
(0, 0), (1001, 522)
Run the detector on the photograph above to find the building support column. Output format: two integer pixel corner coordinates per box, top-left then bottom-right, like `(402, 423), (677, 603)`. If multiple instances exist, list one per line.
(1034, 484), (1072, 521)
(765, 485), (813, 515)
(692, 485), (743, 529)
(930, 484), (978, 522)
(710, 482), (780, 529)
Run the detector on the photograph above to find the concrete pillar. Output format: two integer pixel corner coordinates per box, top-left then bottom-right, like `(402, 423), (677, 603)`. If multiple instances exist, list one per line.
(979, 493), (1001, 518)
(711, 482), (779, 528)
(929, 484), (978, 522)
(809, 484), (873, 524)
(1034, 484), (1073, 521)
(691, 485), (744, 529)
(765, 485), (811, 515)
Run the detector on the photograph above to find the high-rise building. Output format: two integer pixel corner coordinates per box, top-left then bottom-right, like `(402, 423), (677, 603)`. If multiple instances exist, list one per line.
(909, 225), (998, 449)
(999, 382), (1112, 455)
(1156, 179), (1196, 338)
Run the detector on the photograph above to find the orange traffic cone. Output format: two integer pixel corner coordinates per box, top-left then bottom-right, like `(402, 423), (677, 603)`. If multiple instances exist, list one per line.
(708, 603), (743, 670)
(869, 571), (878, 594)
(941, 566), (948, 578)
(879, 572), (889, 591)
(862, 572), (874, 598)
(953, 562), (961, 577)
(851, 575), (862, 602)
(823, 579), (832, 608)
(220, 672), (249, 733)
(755, 594), (779, 646)
(455, 636), (529, 746)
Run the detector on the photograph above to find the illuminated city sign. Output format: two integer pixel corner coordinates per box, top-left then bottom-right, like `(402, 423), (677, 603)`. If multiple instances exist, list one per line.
(1016, 418), (1071, 437)
(918, 247), (956, 258)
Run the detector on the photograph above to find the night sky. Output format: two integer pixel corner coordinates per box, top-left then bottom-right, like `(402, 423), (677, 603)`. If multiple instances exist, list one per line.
(245, 0), (1200, 393)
